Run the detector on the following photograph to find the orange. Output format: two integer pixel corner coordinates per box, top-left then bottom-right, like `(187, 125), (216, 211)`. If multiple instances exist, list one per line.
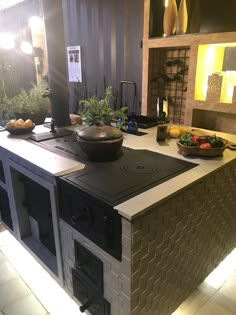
(15, 118), (25, 128)
(7, 119), (17, 128)
(24, 119), (33, 128)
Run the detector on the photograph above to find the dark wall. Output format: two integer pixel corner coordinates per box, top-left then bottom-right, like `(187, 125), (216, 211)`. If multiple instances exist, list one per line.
(62, 0), (144, 114)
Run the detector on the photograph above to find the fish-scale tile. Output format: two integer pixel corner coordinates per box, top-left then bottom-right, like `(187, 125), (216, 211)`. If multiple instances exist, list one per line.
(4, 294), (48, 315)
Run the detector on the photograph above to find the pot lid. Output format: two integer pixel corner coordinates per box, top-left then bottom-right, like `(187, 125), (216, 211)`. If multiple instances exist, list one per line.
(78, 122), (123, 141)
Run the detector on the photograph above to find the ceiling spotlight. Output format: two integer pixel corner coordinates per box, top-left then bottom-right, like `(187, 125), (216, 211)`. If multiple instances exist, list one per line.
(20, 41), (33, 54)
(0, 33), (15, 49)
(29, 16), (44, 31)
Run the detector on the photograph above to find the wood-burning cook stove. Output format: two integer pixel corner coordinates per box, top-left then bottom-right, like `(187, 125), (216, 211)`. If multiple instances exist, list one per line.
(30, 134), (197, 314)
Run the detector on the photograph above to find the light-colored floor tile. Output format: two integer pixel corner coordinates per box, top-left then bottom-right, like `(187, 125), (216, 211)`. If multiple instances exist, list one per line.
(172, 284), (215, 315)
(218, 274), (236, 301)
(204, 249), (236, 290)
(0, 261), (18, 286)
(0, 276), (31, 310)
(0, 250), (6, 265)
(195, 299), (235, 315)
(211, 291), (236, 314)
(4, 294), (48, 315)
(0, 231), (8, 247)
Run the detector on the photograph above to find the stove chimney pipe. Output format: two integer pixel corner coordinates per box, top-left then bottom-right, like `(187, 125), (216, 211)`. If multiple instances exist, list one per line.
(41, 0), (71, 127)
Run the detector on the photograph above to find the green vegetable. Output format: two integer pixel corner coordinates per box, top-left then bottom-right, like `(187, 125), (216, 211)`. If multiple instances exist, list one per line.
(179, 133), (196, 147)
(205, 135), (225, 148)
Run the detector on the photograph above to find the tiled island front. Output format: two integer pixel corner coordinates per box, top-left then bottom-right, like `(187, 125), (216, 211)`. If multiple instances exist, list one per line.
(0, 126), (236, 315)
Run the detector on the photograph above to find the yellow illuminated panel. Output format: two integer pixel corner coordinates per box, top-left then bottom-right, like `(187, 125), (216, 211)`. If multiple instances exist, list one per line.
(195, 42), (236, 103)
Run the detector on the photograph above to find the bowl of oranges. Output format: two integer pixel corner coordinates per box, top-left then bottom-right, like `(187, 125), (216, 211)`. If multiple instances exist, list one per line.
(5, 118), (35, 135)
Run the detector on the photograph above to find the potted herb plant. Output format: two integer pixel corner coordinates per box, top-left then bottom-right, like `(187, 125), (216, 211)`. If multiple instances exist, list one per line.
(78, 86), (128, 129)
(0, 96), (14, 127)
(11, 80), (50, 125)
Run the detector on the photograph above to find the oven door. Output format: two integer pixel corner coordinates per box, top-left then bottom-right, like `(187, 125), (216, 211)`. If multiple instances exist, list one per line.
(57, 178), (121, 261)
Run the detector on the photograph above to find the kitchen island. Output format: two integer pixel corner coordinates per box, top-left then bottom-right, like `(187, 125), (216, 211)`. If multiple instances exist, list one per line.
(0, 126), (236, 315)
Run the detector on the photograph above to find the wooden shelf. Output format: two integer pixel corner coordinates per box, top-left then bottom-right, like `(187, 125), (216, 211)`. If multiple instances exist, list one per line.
(192, 100), (236, 114)
(147, 31), (236, 48)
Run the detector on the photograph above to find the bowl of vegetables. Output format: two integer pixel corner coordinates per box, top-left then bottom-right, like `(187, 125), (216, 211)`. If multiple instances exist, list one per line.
(177, 133), (227, 157)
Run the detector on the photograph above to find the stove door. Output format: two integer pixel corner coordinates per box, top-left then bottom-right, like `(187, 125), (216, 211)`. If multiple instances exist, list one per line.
(57, 178), (121, 261)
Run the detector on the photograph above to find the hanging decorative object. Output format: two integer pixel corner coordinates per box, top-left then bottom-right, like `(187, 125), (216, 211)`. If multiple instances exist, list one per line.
(163, 0), (177, 36)
(176, 0), (188, 35)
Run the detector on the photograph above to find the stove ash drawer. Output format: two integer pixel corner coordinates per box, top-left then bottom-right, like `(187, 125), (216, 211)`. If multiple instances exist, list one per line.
(72, 269), (110, 315)
(57, 179), (121, 261)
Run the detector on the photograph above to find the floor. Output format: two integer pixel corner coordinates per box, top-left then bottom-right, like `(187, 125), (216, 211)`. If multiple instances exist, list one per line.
(1, 224), (236, 315)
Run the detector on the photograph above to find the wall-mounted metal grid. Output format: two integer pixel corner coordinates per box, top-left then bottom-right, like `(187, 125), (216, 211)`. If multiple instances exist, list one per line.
(148, 46), (190, 124)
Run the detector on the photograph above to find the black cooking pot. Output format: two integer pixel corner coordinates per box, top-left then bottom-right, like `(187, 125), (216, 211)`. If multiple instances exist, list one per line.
(77, 122), (123, 161)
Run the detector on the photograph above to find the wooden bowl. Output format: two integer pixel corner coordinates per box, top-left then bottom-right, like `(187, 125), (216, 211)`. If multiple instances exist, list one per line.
(177, 141), (227, 157)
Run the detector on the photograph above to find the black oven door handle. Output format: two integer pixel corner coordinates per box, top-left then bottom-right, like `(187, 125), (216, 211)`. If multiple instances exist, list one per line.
(80, 298), (92, 312)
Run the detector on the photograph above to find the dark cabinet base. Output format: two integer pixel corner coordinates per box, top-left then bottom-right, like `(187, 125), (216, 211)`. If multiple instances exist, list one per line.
(0, 186), (13, 230)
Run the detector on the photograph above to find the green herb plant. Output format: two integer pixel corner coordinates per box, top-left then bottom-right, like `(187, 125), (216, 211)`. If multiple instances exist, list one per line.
(11, 80), (50, 114)
(78, 86), (128, 129)
(0, 96), (13, 121)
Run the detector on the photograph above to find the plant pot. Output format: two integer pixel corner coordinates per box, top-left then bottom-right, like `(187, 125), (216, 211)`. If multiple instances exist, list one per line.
(15, 111), (47, 125)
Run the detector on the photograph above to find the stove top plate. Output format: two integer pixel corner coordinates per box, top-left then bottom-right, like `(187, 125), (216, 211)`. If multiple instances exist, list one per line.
(62, 146), (198, 206)
(29, 134), (198, 206)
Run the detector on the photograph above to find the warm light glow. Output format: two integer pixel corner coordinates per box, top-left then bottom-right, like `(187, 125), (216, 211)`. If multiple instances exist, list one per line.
(221, 71), (236, 102)
(0, 33), (15, 49)
(164, 0), (168, 8)
(0, 0), (24, 10)
(195, 42), (236, 103)
(204, 248), (236, 289)
(29, 16), (44, 31)
(20, 41), (33, 54)
(0, 231), (82, 315)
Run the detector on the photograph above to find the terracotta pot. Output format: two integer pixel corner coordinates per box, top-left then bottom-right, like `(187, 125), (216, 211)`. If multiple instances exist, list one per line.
(77, 122), (123, 161)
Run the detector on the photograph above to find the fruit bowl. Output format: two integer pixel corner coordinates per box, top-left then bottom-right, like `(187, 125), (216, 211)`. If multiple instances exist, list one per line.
(177, 141), (227, 157)
(5, 123), (35, 135)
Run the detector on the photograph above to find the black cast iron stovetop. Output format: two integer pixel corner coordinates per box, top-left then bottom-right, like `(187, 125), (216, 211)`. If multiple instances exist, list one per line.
(30, 134), (198, 206)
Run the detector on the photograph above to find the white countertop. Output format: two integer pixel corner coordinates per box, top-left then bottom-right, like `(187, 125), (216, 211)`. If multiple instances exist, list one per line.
(1, 124), (236, 220)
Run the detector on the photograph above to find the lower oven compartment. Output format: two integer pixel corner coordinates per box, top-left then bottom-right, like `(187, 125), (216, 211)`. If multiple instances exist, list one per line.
(57, 178), (121, 260)
(72, 269), (110, 315)
(75, 241), (103, 294)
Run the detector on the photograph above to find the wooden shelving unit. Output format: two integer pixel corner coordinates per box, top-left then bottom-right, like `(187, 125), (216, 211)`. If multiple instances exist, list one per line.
(141, 0), (236, 131)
